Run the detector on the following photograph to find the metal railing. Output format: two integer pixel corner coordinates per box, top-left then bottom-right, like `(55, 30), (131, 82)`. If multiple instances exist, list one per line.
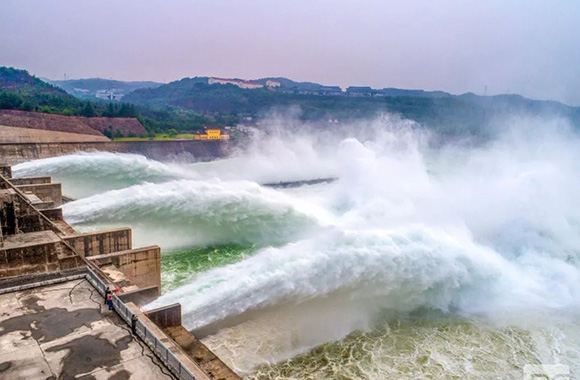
(0, 272), (86, 294)
(86, 267), (199, 380)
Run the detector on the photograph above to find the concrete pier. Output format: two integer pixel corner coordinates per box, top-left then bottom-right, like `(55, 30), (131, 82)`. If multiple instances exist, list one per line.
(0, 167), (242, 380)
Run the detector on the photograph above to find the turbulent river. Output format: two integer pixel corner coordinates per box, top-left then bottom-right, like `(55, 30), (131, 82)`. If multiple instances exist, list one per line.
(13, 118), (580, 379)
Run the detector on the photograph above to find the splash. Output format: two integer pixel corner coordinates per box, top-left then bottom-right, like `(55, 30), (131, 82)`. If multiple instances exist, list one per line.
(26, 114), (580, 378)
(148, 116), (580, 374)
(13, 152), (193, 198)
(63, 179), (333, 249)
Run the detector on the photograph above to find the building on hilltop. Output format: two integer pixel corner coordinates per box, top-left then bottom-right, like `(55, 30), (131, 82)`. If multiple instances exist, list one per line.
(346, 86), (373, 97)
(194, 126), (230, 140)
(208, 77), (264, 89)
(208, 77), (281, 89)
(95, 89), (125, 101)
(317, 86), (343, 96)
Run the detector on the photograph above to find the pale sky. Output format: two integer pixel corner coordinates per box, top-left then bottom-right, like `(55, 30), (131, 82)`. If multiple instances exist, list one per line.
(1, 0), (579, 105)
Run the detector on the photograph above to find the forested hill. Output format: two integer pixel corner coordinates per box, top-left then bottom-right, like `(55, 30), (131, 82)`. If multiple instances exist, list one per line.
(3, 67), (580, 138)
(124, 77), (580, 136)
(0, 67), (83, 113)
(0, 67), (129, 117)
(49, 78), (162, 99)
(0, 67), (150, 135)
(0, 67), (217, 133)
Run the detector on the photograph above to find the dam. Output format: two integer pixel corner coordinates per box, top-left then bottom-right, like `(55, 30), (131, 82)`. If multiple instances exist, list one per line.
(2, 114), (579, 380)
(0, 163), (241, 380)
(0, 140), (230, 165)
(0, 110), (232, 165)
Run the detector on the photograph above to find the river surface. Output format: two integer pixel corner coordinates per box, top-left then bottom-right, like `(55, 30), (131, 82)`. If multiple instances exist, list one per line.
(14, 121), (580, 379)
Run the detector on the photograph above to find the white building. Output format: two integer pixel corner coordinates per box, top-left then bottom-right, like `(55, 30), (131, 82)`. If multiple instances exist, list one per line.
(208, 77), (264, 89)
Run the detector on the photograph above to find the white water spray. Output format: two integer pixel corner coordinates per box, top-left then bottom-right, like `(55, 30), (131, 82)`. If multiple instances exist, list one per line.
(25, 115), (580, 376)
(148, 116), (580, 371)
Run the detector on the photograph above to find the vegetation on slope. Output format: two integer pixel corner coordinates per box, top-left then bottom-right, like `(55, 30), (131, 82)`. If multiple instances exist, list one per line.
(48, 78), (162, 99)
(0, 67), (139, 118)
(3, 66), (580, 138)
(0, 67), (214, 133)
(125, 77), (580, 137)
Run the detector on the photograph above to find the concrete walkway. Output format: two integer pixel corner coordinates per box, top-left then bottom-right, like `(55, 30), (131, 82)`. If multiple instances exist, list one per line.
(0, 280), (175, 380)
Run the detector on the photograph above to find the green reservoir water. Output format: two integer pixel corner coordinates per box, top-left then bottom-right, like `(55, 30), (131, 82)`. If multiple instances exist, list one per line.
(161, 245), (258, 293)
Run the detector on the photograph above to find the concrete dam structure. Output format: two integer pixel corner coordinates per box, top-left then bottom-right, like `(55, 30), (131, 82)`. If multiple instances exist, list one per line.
(0, 164), (241, 380)
(0, 140), (231, 165)
(0, 110), (232, 164)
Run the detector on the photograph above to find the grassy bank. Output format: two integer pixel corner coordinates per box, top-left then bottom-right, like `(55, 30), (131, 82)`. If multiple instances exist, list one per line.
(114, 133), (197, 141)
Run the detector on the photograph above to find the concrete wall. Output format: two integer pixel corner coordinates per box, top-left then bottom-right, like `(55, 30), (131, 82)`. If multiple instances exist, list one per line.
(0, 166), (12, 178)
(0, 190), (56, 235)
(118, 285), (160, 307)
(31, 201), (56, 210)
(0, 140), (231, 164)
(87, 246), (161, 294)
(147, 303), (182, 328)
(9, 176), (52, 186)
(0, 240), (85, 278)
(116, 246), (161, 292)
(64, 228), (132, 257)
(15, 183), (63, 206)
(0, 266), (86, 291)
(0, 125), (109, 143)
(40, 208), (63, 221)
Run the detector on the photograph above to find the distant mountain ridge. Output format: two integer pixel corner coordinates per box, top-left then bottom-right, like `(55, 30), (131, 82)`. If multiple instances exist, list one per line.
(49, 78), (163, 100)
(123, 75), (580, 136)
(3, 67), (580, 138)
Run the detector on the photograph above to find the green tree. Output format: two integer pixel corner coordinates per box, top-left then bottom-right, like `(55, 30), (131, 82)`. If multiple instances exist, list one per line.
(80, 101), (95, 117)
(117, 103), (137, 117)
(114, 129), (123, 139)
(167, 128), (178, 138)
(103, 125), (113, 139)
(103, 102), (116, 117)
(20, 101), (32, 111)
(0, 92), (23, 109)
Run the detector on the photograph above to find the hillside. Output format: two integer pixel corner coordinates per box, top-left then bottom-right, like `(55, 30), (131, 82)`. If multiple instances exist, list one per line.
(124, 77), (580, 136)
(4, 67), (580, 138)
(0, 109), (147, 140)
(0, 67), (218, 133)
(0, 67), (84, 113)
(0, 68), (149, 138)
(50, 78), (162, 100)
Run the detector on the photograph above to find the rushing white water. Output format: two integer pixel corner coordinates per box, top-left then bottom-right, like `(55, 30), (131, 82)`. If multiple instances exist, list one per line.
(63, 179), (335, 248)
(148, 116), (580, 375)
(12, 132), (341, 199)
(13, 152), (194, 198)
(23, 115), (580, 378)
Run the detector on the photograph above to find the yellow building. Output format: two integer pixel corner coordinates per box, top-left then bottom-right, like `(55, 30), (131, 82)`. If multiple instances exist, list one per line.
(194, 128), (230, 140)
